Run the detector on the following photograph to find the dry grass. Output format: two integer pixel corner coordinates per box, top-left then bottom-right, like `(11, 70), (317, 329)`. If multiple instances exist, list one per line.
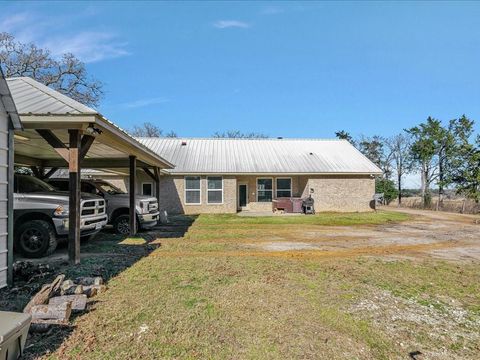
(38, 211), (480, 360)
(392, 196), (480, 214)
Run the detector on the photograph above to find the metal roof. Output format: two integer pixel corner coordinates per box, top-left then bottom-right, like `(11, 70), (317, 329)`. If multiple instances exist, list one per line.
(6, 77), (96, 115)
(137, 138), (383, 175)
(6, 76), (173, 169)
(0, 69), (21, 129)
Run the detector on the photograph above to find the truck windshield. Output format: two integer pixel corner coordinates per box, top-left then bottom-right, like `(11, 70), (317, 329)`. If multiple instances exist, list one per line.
(96, 182), (125, 195)
(16, 175), (57, 193)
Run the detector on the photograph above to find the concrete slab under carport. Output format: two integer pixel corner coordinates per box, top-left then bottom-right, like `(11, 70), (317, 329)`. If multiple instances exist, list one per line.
(6, 76), (173, 275)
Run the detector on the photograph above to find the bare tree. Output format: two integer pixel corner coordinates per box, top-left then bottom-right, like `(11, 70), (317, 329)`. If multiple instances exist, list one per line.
(130, 122), (163, 137)
(0, 32), (103, 107)
(386, 133), (413, 205)
(129, 122), (177, 138)
(213, 130), (269, 139)
(165, 131), (178, 138)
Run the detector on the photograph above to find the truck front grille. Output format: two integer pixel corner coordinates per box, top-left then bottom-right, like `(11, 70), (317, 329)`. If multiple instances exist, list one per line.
(81, 199), (106, 217)
(148, 201), (158, 213)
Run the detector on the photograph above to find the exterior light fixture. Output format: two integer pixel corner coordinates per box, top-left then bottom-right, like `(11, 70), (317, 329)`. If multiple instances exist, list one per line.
(14, 134), (30, 141)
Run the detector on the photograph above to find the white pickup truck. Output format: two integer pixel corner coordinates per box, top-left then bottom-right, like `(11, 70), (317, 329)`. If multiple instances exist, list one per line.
(14, 175), (108, 258)
(47, 178), (160, 234)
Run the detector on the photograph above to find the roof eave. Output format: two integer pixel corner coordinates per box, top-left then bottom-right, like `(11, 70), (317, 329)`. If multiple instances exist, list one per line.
(0, 69), (22, 130)
(162, 171), (383, 176)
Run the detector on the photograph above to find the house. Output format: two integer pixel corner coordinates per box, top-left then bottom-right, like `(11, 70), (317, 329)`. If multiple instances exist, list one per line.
(131, 138), (382, 214)
(0, 69), (22, 287)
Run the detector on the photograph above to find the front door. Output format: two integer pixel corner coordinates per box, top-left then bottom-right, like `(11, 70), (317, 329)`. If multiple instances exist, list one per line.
(238, 184), (247, 208)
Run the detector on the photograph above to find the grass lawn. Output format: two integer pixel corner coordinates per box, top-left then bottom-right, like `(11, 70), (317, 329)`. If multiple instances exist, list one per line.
(41, 210), (480, 360)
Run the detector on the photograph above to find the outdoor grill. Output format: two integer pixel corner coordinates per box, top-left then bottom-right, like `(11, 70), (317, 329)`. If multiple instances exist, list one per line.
(302, 195), (315, 214)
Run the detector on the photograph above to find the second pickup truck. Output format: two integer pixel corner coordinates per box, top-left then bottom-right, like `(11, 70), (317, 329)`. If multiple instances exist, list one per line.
(47, 178), (160, 234)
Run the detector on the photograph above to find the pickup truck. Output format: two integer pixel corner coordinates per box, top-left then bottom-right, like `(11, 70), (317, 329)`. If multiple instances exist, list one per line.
(47, 178), (160, 234)
(14, 174), (108, 258)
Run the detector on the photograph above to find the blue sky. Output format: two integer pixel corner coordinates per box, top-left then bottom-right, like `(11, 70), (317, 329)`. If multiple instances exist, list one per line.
(1, 1), (480, 142)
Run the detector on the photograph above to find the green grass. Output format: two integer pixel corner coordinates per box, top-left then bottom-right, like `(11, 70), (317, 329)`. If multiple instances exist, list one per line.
(39, 211), (480, 360)
(195, 210), (410, 226)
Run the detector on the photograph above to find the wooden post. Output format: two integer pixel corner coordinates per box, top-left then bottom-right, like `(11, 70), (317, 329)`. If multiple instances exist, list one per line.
(154, 167), (161, 209)
(7, 126), (14, 286)
(129, 155), (137, 236)
(68, 130), (81, 264)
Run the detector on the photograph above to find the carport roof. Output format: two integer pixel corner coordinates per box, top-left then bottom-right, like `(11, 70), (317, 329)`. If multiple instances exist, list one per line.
(0, 70), (21, 129)
(7, 77), (174, 169)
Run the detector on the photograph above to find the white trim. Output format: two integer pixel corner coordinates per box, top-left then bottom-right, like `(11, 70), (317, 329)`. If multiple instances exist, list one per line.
(141, 181), (154, 196)
(184, 176), (201, 205)
(166, 172), (382, 176)
(276, 177), (292, 198)
(206, 176), (223, 205)
(256, 177), (274, 202)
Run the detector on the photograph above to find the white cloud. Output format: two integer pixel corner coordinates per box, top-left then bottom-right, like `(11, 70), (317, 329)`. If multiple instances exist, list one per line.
(260, 6), (284, 15)
(0, 12), (30, 32)
(213, 20), (250, 29)
(43, 32), (129, 63)
(121, 97), (170, 109)
(0, 11), (129, 63)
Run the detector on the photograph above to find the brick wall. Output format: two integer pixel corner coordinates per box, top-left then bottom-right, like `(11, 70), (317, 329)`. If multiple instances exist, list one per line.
(306, 175), (375, 212)
(117, 172), (375, 214)
(157, 175), (237, 214)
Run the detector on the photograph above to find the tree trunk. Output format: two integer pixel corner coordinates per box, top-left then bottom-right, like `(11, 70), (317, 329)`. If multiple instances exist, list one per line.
(397, 172), (402, 206)
(421, 162), (427, 208)
(437, 156), (444, 211)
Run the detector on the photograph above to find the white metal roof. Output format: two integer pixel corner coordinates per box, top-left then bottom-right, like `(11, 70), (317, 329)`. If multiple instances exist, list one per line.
(137, 138), (383, 175)
(6, 77), (96, 115)
(0, 70), (21, 129)
(6, 76), (173, 169)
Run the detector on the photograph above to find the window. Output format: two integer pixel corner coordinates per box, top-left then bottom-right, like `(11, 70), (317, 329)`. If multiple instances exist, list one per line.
(207, 176), (223, 204)
(276, 178), (292, 198)
(185, 176), (201, 204)
(257, 178), (273, 202)
(142, 182), (153, 196)
(81, 182), (97, 195)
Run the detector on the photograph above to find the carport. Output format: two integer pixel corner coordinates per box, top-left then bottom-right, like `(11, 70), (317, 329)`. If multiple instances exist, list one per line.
(6, 77), (173, 269)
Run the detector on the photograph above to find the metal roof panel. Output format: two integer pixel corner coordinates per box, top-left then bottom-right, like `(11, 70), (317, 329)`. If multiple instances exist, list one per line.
(137, 138), (383, 174)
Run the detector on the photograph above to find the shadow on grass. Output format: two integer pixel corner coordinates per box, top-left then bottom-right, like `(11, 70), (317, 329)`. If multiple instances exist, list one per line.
(1, 215), (197, 360)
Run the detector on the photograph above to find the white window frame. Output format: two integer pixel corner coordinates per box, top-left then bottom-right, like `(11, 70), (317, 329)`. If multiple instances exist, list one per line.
(207, 176), (223, 205)
(256, 177), (274, 202)
(184, 176), (201, 205)
(276, 177), (292, 198)
(142, 181), (154, 196)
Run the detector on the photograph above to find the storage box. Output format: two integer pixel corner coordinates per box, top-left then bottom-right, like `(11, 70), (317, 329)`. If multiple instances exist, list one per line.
(0, 311), (31, 360)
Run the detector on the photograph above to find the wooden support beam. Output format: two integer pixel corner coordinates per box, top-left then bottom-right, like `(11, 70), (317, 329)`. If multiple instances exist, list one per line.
(29, 166), (58, 180)
(68, 130), (81, 265)
(40, 158), (150, 169)
(129, 155), (137, 236)
(143, 167), (158, 182)
(154, 167), (161, 209)
(30, 166), (45, 179)
(79, 135), (95, 161)
(43, 167), (59, 179)
(14, 154), (44, 167)
(36, 129), (69, 161)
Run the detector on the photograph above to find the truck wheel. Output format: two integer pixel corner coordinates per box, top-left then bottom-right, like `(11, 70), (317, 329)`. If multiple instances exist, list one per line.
(113, 214), (138, 235)
(15, 220), (57, 258)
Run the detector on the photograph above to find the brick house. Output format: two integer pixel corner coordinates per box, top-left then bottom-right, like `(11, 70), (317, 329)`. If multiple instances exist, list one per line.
(131, 138), (382, 214)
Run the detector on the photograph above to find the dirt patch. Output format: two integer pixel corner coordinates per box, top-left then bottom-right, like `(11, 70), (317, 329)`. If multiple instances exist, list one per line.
(248, 241), (321, 251)
(350, 288), (480, 359)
